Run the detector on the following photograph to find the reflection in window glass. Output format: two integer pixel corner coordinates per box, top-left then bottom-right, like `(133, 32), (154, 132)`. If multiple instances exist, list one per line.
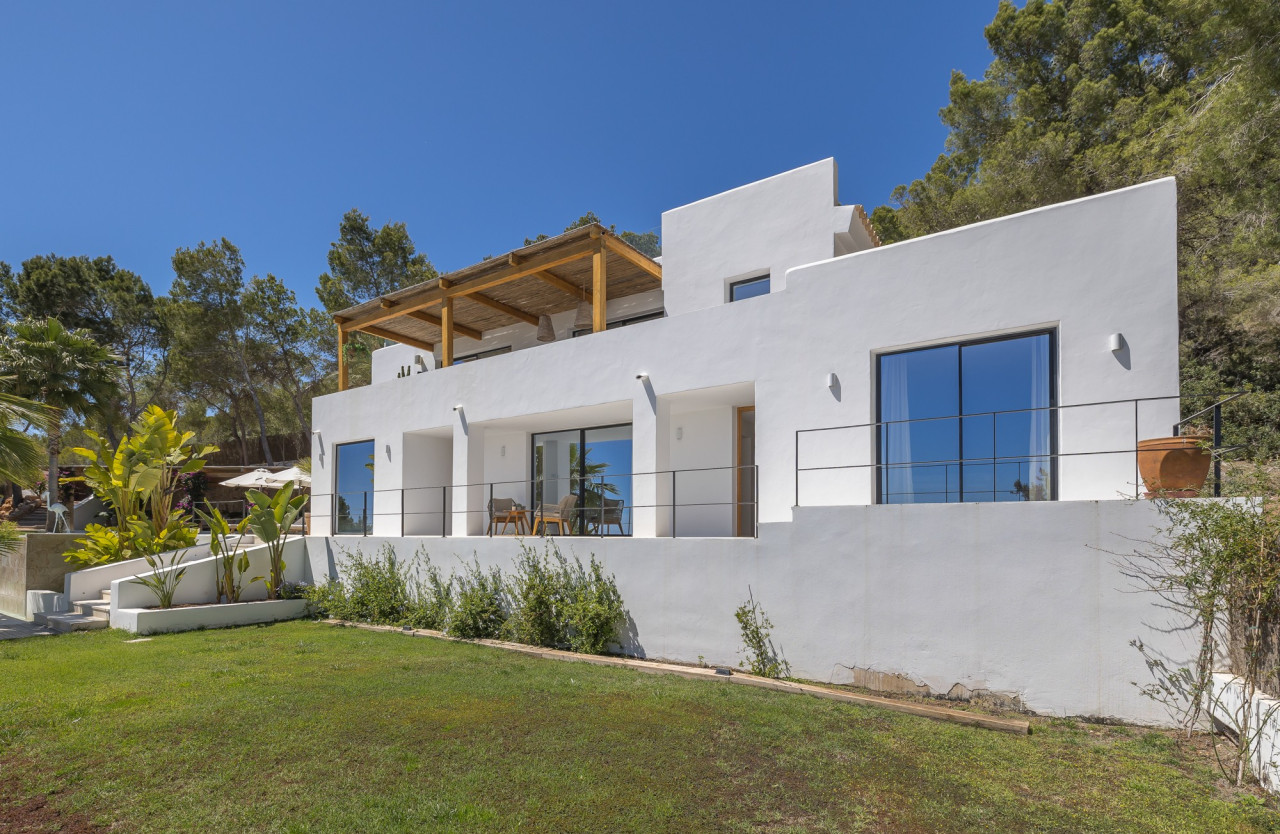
(531, 424), (632, 535)
(334, 440), (375, 534)
(729, 274), (770, 302)
(878, 332), (1053, 504)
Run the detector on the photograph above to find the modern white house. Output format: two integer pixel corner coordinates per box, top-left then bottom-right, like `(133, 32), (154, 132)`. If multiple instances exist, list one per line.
(307, 160), (1192, 723)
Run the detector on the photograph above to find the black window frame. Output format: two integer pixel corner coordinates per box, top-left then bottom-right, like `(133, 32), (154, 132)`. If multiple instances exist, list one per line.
(728, 273), (770, 302)
(333, 438), (376, 535)
(530, 421), (633, 535)
(571, 309), (665, 338)
(454, 345), (512, 364)
(874, 329), (1058, 505)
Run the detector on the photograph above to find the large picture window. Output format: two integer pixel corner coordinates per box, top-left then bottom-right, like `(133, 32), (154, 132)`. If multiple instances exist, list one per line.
(531, 424), (632, 535)
(334, 439), (376, 534)
(877, 331), (1055, 504)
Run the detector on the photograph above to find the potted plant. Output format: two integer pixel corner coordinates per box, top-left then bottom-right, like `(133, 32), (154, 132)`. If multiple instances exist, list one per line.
(1137, 428), (1212, 498)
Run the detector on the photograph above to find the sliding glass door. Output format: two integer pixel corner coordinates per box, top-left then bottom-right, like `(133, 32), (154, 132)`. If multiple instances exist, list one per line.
(878, 331), (1054, 503)
(531, 424), (632, 535)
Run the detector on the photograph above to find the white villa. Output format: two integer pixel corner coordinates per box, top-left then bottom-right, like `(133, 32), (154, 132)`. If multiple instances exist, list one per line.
(307, 160), (1189, 723)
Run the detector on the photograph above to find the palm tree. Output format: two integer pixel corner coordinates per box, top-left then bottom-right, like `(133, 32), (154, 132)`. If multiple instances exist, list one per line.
(0, 319), (120, 530)
(0, 383), (53, 488)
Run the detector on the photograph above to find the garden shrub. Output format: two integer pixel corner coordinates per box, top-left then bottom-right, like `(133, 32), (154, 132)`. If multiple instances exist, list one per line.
(561, 555), (624, 655)
(304, 541), (625, 655)
(447, 558), (507, 639)
(405, 553), (454, 630)
(735, 588), (790, 679)
(504, 542), (625, 654)
(505, 542), (564, 647)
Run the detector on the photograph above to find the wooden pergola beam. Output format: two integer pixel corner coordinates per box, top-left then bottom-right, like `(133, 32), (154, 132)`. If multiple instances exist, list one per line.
(602, 235), (662, 280)
(466, 292), (539, 326)
(341, 240), (597, 333)
(404, 310), (483, 341)
(356, 324), (436, 352)
(535, 269), (591, 302)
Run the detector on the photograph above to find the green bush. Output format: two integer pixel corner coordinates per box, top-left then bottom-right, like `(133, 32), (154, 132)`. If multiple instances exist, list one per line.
(405, 556), (453, 631)
(505, 542), (564, 647)
(735, 588), (790, 679)
(447, 558), (507, 639)
(303, 542), (624, 655)
(504, 542), (625, 654)
(562, 556), (624, 655)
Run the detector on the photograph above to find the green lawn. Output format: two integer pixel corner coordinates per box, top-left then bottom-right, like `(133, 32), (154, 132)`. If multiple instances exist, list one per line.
(1, 622), (1276, 833)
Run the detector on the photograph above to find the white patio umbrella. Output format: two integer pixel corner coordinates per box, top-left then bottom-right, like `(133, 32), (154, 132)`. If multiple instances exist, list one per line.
(218, 468), (278, 488)
(267, 466), (311, 488)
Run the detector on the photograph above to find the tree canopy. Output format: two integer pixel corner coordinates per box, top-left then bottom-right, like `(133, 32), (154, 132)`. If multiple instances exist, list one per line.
(872, 0), (1280, 455)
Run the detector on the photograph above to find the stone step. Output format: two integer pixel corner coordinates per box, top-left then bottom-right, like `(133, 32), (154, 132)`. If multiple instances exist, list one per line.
(42, 612), (109, 633)
(73, 599), (111, 617)
(102, 587), (111, 601)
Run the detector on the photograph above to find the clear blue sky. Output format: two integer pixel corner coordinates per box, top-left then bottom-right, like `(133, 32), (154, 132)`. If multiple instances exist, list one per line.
(0, 1), (997, 304)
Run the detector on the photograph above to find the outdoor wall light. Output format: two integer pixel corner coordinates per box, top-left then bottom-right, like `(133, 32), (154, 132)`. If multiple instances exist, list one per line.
(453, 405), (463, 412)
(826, 372), (837, 389)
(1109, 333), (1125, 352)
(414, 355), (428, 371)
(636, 372), (648, 381)
(676, 427), (683, 441)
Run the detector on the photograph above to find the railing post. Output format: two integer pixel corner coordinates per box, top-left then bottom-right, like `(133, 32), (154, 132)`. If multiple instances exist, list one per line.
(754, 463), (759, 538)
(794, 430), (799, 508)
(362, 492), (369, 537)
(1134, 399), (1141, 499)
(598, 475), (605, 537)
(401, 488), (405, 537)
(671, 470), (677, 539)
(441, 485), (447, 538)
(1213, 403), (1223, 497)
(488, 482), (494, 537)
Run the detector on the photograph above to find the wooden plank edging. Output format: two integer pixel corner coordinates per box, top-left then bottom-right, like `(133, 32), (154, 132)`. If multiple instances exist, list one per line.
(322, 620), (1031, 735)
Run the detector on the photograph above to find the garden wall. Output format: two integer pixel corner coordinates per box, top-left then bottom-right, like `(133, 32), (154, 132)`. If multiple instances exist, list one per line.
(0, 534), (81, 618)
(303, 499), (1193, 725)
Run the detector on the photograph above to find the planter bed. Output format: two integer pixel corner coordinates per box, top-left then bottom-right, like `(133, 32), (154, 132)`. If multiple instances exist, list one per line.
(113, 599), (310, 635)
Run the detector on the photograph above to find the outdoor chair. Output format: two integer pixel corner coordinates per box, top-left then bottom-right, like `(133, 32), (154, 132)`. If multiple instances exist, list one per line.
(533, 493), (577, 536)
(588, 498), (625, 536)
(487, 497), (526, 535)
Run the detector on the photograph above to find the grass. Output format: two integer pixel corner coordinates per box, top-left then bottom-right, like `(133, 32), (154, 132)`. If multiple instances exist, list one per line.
(1, 622), (1277, 833)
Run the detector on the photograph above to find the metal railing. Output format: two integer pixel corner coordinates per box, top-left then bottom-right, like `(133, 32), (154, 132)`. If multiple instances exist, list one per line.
(312, 463), (758, 538)
(795, 393), (1249, 506)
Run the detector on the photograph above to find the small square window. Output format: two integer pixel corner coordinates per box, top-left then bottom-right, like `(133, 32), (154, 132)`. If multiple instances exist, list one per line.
(729, 274), (770, 302)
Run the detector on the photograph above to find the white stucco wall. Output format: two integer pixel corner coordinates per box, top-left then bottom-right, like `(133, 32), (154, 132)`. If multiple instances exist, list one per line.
(660, 158), (871, 315)
(313, 172), (1180, 534)
(305, 499), (1192, 724)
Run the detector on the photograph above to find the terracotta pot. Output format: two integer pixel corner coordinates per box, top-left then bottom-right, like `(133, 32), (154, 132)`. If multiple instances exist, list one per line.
(1137, 436), (1212, 498)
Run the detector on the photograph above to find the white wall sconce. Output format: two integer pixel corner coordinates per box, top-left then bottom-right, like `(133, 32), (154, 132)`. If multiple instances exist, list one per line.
(1109, 333), (1125, 352)
(414, 355), (429, 372)
(826, 372), (837, 389)
(676, 426), (683, 441)
(636, 372), (648, 381)
(500, 444), (506, 458)
(453, 404), (463, 412)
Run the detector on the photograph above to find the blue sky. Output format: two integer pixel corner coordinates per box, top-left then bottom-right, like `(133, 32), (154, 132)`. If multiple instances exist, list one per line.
(0, 2), (997, 305)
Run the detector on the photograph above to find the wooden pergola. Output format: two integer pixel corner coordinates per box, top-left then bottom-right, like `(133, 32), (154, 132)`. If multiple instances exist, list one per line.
(332, 224), (662, 390)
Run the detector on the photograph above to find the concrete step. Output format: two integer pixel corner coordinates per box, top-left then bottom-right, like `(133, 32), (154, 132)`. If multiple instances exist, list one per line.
(42, 612), (108, 633)
(73, 599), (110, 616)
(102, 587), (111, 601)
